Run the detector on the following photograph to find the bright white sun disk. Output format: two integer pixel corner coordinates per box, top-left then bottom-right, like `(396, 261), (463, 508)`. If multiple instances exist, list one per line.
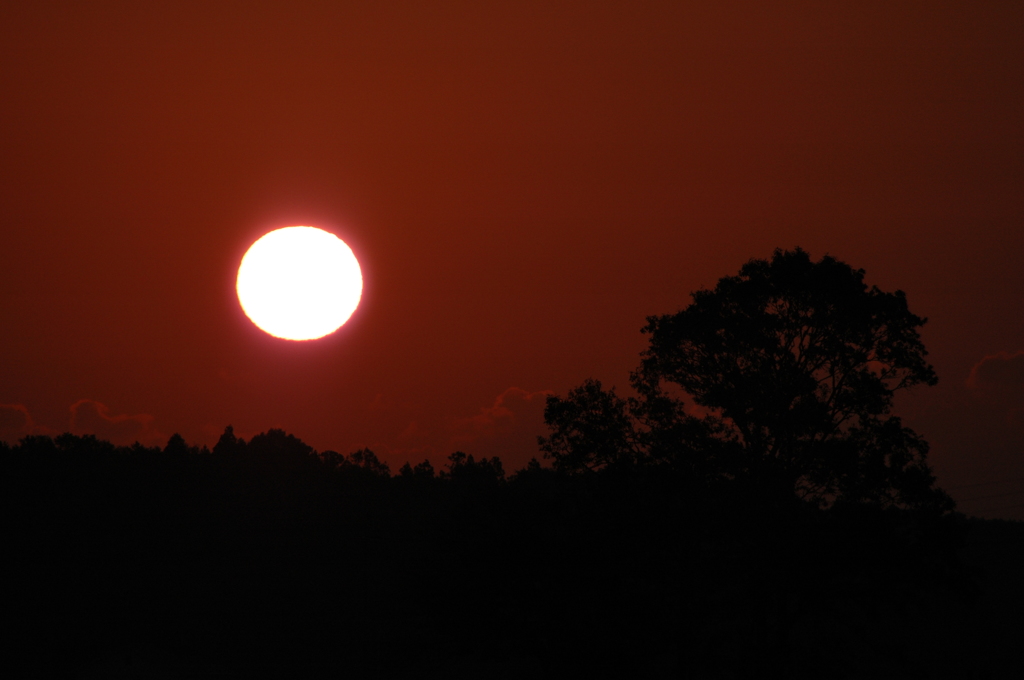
(236, 226), (362, 340)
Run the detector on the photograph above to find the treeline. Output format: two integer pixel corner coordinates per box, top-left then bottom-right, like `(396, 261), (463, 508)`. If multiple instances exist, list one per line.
(4, 249), (1015, 678)
(1, 428), (988, 679)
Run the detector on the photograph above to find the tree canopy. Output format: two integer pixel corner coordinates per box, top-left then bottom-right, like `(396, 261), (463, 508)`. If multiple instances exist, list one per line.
(541, 248), (952, 512)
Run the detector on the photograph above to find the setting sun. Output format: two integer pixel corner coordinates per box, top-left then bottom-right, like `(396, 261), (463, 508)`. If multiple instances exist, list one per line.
(236, 226), (362, 341)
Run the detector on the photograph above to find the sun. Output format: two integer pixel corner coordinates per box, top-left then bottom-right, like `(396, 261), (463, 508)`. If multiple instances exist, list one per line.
(236, 226), (363, 341)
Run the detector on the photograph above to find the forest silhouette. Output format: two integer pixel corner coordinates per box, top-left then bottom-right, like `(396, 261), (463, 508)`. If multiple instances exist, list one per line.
(4, 250), (1022, 679)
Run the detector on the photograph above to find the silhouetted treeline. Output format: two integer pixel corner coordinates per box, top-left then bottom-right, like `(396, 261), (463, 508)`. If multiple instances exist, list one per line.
(2, 429), (1014, 679)
(7, 249), (1024, 677)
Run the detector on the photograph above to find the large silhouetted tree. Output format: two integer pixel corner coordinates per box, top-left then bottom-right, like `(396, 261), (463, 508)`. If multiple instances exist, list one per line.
(541, 248), (953, 511)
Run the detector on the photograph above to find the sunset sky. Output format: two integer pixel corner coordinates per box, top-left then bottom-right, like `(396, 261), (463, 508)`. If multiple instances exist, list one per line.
(2, 1), (1022, 518)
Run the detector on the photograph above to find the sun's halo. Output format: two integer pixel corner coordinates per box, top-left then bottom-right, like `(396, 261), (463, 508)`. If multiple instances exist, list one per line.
(236, 226), (363, 341)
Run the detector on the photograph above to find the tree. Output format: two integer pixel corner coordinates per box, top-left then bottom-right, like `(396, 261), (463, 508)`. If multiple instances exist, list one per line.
(213, 425), (246, 456)
(440, 451), (505, 484)
(541, 248), (952, 511)
(399, 459), (436, 479)
(343, 447), (392, 477)
(164, 432), (193, 456)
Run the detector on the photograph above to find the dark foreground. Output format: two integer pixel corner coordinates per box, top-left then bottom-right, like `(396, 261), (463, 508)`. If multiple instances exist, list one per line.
(3, 432), (1022, 679)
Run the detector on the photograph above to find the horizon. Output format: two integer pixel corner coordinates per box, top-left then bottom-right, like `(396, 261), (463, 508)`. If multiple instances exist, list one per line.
(2, 2), (1022, 522)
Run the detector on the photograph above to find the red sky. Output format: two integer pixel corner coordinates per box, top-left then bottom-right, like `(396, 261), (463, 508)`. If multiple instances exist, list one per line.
(1, 1), (1022, 518)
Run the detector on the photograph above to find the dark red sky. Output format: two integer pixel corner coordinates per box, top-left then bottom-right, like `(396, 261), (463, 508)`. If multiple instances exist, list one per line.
(2, 1), (1022, 517)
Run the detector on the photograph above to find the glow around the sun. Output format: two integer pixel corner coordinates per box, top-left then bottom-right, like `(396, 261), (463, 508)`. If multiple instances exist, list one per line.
(236, 226), (363, 341)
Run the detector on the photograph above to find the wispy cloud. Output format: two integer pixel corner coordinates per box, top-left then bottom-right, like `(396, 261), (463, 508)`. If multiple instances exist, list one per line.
(69, 399), (161, 446)
(0, 403), (43, 443)
(967, 350), (1024, 408)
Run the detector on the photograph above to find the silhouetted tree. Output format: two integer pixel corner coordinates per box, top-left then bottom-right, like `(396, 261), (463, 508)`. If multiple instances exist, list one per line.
(440, 451), (505, 484)
(542, 248), (952, 511)
(244, 428), (312, 460)
(399, 459), (435, 479)
(164, 432), (192, 456)
(343, 447), (391, 477)
(55, 432), (117, 455)
(319, 448), (347, 470)
(213, 425), (246, 456)
(538, 379), (642, 472)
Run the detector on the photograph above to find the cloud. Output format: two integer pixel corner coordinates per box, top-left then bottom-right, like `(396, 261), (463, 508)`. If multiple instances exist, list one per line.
(368, 388), (554, 473)
(450, 388), (548, 440)
(448, 387), (553, 471)
(69, 399), (159, 446)
(0, 403), (38, 444)
(967, 351), (1024, 406)
(904, 351), (1024, 519)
